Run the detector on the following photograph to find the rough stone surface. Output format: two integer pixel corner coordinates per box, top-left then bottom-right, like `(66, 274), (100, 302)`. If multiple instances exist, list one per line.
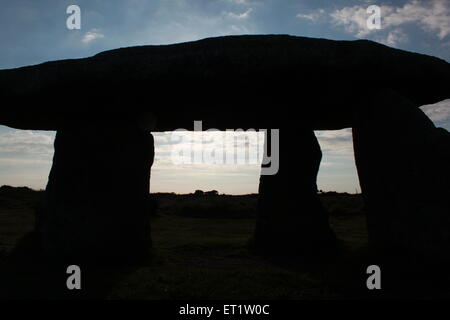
(38, 123), (154, 261)
(254, 128), (336, 256)
(1, 35), (449, 131)
(353, 90), (450, 261)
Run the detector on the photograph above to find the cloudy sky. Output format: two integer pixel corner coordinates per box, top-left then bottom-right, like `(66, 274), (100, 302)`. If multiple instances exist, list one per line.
(0, 0), (449, 194)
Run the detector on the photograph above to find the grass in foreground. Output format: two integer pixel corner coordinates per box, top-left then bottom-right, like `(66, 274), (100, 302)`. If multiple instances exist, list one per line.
(1, 186), (445, 299)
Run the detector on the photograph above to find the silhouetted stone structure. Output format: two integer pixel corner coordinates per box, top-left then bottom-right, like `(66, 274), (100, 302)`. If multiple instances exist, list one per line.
(0, 35), (449, 262)
(255, 128), (336, 256)
(353, 90), (450, 260)
(42, 122), (154, 261)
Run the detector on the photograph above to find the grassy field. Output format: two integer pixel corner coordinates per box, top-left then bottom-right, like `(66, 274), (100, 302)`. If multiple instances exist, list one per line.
(115, 192), (369, 300)
(0, 185), (444, 299)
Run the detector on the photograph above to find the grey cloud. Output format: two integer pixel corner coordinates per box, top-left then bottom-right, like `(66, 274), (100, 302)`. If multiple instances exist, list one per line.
(297, 0), (450, 48)
(421, 99), (450, 122)
(315, 129), (354, 156)
(0, 130), (54, 155)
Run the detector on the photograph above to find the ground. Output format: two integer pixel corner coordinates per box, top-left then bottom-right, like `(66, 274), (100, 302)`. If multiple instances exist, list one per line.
(0, 186), (447, 299)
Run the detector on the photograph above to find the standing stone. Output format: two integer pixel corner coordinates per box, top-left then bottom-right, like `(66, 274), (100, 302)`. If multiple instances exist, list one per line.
(353, 90), (450, 261)
(38, 122), (155, 262)
(254, 128), (336, 256)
